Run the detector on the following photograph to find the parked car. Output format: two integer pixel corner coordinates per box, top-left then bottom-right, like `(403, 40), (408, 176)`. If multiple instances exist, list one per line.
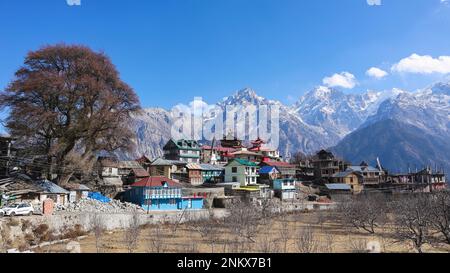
(0, 208), (4, 217)
(1, 203), (34, 217)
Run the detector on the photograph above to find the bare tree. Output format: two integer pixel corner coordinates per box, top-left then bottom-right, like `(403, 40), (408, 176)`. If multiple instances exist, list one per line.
(428, 191), (450, 245)
(226, 201), (260, 245)
(89, 213), (105, 253)
(338, 194), (388, 234)
(391, 194), (431, 253)
(0, 44), (141, 183)
(123, 211), (141, 253)
(295, 225), (318, 253)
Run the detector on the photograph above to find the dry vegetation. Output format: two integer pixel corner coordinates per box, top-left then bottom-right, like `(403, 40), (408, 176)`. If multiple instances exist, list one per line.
(6, 191), (450, 253)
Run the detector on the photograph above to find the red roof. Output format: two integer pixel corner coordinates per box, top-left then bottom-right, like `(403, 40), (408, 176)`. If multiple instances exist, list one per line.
(262, 161), (296, 168)
(202, 145), (236, 153)
(131, 176), (182, 188)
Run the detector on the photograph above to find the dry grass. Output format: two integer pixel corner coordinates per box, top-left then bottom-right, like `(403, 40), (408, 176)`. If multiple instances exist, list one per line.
(43, 211), (450, 253)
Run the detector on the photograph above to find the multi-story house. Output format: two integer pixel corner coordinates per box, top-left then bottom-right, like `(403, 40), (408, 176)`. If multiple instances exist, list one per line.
(96, 156), (123, 188)
(125, 176), (204, 211)
(199, 164), (224, 183)
(331, 171), (364, 194)
(258, 166), (280, 186)
(273, 178), (297, 200)
(260, 161), (297, 179)
(224, 159), (259, 187)
(163, 139), (201, 163)
(312, 150), (349, 179)
(248, 137), (281, 161)
(347, 162), (384, 186)
(201, 145), (236, 165)
(185, 163), (204, 186)
(148, 158), (186, 179)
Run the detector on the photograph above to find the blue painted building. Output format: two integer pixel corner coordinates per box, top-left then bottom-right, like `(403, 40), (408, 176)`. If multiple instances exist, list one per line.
(125, 176), (204, 211)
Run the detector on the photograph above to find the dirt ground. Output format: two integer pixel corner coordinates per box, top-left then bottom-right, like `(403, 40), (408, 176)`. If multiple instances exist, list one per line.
(40, 210), (450, 253)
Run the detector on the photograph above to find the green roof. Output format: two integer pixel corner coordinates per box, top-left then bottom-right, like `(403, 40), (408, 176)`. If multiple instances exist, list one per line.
(231, 158), (259, 167)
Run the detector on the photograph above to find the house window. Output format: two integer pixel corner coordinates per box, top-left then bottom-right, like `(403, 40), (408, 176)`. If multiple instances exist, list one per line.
(232, 167), (237, 173)
(232, 176), (237, 182)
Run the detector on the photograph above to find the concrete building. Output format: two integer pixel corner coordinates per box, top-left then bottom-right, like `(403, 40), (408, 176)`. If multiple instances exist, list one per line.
(273, 178), (296, 200)
(224, 159), (260, 187)
(331, 171), (364, 194)
(163, 139), (201, 163)
(125, 176), (203, 211)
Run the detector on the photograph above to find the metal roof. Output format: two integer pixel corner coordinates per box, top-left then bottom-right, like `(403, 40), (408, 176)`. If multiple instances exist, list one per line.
(332, 171), (361, 178)
(259, 166), (279, 174)
(199, 164), (224, 171)
(37, 180), (70, 194)
(347, 165), (380, 172)
(325, 183), (352, 190)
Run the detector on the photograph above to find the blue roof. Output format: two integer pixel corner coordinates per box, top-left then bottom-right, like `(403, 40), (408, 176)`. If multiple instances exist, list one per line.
(259, 166), (279, 174)
(325, 184), (352, 190)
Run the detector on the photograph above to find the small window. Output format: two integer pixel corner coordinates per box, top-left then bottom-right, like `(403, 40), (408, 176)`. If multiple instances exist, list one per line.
(232, 176), (238, 182)
(232, 167), (237, 173)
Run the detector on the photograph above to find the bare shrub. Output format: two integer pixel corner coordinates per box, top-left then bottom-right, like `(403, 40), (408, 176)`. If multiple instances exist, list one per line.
(89, 213), (105, 253)
(277, 215), (291, 253)
(257, 231), (281, 253)
(295, 225), (318, 253)
(0, 225), (12, 252)
(191, 219), (220, 253)
(123, 211), (141, 253)
(347, 237), (368, 253)
(21, 219), (32, 232)
(146, 225), (167, 253)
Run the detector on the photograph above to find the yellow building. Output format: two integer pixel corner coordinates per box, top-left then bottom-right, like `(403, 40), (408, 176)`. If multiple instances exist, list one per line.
(331, 171), (364, 194)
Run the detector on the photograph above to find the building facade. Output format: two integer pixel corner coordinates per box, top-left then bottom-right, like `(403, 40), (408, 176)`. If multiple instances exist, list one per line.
(224, 159), (260, 187)
(163, 139), (201, 163)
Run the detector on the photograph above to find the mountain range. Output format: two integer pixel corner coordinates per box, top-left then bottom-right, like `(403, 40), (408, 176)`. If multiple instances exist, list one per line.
(119, 81), (450, 175)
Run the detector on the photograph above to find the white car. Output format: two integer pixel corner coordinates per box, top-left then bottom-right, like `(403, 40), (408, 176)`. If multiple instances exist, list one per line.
(1, 203), (34, 217)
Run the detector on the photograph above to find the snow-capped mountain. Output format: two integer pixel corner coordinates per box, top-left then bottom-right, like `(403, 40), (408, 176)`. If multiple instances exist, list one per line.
(118, 82), (449, 169)
(334, 81), (450, 174)
(293, 86), (404, 139)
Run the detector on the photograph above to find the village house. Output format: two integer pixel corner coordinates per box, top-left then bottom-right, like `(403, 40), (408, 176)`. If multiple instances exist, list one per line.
(295, 159), (315, 182)
(388, 167), (447, 193)
(228, 148), (263, 162)
(36, 180), (70, 207)
(184, 163), (204, 186)
(273, 178), (296, 200)
(148, 158), (186, 179)
(64, 183), (90, 202)
(125, 168), (150, 186)
(347, 161), (384, 186)
(323, 183), (352, 201)
(124, 176), (203, 211)
(224, 159), (260, 187)
(201, 145), (236, 165)
(312, 150), (349, 179)
(331, 171), (364, 194)
(258, 166), (280, 186)
(199, 163), (224, 184)
(97, 156), (123, 188)
(136, 155), (153, 173)
(163, 139), (201, 163)
(260, 161), (297, 179)
(248, 137), (281, 161)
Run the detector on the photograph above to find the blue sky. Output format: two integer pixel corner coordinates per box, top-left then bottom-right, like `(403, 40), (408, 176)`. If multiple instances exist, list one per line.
(1, 0), (450, 110)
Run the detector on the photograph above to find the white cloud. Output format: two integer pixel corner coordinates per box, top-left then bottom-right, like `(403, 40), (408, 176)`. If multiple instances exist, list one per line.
(392, 54), (450, 74)
(322, 72), (358, 89)
(367, 0), (381, 6)
(366, 67), (388, 79)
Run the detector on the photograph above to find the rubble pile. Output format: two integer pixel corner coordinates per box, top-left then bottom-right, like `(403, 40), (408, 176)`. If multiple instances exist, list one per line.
(58, 198), (145, 214)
